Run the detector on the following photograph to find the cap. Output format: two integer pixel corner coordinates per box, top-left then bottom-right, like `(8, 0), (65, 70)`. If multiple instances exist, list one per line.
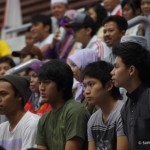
(51, 0), (68, 5)
(0, 75), (30, 106)
(28, 61), (44, 73)
(121, 35), (148, 49)
(12, 45), (43, 60)
(67, 12), (95, 30)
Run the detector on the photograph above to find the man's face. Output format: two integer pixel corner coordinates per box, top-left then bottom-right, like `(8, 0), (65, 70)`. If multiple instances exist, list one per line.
(31, 22), (47, 41)
(0, 81), (20, 115)
(103, 21), (124, 47)
(0, 63), (12, 77)
(111, 56), (130, 88)
(51, 3), (67, 20)
(103, 0), (119, 12)
(73, 28), (90, 46)
(83, 76), (109, 106)
(141, 0), (150, 16)
(39, 80), (61, 105)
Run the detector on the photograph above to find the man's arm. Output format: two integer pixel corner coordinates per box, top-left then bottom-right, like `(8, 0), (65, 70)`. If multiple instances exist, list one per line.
(117, 136), (128, 150)
(65, 137), (83, 150)
(88, 141), (96, 150)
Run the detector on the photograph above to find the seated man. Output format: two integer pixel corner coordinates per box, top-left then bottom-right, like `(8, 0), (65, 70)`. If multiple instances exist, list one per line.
(0, 75), (40, 150)
(82, 61), (128, 150)
(67, 12), (110, 60)
(0, 56), (16, 124)
(36, 60), (89, 150)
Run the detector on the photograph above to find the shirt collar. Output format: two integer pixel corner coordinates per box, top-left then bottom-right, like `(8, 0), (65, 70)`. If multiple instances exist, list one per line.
(126, 84), (146, 102)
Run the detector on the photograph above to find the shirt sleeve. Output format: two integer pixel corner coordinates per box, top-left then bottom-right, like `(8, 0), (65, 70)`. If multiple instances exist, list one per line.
(116, 114), (125, 137)
(22, 118), (39, 150)
(87, 116), (95, 142)
(36, 116), (47, 146)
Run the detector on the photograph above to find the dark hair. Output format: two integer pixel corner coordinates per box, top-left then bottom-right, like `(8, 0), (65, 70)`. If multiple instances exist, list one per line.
(0, 146), (5, 150)
(86, 4), (107, 31)
(113, 42), (150, 87)
(102, 15), (128, 31)
(83, 16), (97, 36)
(31, 14), (52, 33)
(0, 56), (16, 67)
(82, 61), (121, 100)
(38, 60), (73, 101)
(121, 0), (141, 16)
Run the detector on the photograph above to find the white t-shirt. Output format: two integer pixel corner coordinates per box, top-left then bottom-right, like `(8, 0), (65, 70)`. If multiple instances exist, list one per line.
(0, 111), (40, 150)
(34, 33), (54, 49)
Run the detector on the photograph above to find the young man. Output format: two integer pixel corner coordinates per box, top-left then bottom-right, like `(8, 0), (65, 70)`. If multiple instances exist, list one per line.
(82, 61), (128, 150)
(36, 60), (89, 150)
(111, 39), (150, 149)
(0, 57), (16, 124)
(103, 15), (128, 64)
(68, 12), (110, 60)
(0, 75), (40, 150)
(31, 14), (54, 55)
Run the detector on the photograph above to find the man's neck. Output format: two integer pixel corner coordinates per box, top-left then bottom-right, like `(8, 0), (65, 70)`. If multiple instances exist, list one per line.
(6, 109), (26, 131)
(51, 98), (66, 112)
(39, 33), (49, 42)
(99, 97), (117, 123)
(82, 36), (92, 48)
(125, 78), (142, 94)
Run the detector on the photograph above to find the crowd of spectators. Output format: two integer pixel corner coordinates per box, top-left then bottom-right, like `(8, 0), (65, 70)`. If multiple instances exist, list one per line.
(0, 0), (150, 149)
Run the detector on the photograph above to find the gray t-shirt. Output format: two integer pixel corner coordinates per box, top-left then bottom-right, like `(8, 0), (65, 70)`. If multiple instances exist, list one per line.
(87, 100), (124, 150)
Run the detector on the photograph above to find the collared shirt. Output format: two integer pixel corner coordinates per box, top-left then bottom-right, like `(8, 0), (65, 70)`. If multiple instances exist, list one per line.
(121, 84), (150, 150)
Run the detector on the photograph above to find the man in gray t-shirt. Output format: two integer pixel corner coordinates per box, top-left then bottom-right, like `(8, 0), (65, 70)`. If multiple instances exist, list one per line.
(82, 61), (128, 150)
(88, 101), (123, 150)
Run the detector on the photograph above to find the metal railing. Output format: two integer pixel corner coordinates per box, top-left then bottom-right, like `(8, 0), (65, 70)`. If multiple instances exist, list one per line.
(128, 16), (150, 49)
(5, 59), (41, 75)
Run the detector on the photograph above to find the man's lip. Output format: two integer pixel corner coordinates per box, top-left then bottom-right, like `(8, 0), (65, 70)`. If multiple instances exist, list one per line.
(86, 97), (92, 101)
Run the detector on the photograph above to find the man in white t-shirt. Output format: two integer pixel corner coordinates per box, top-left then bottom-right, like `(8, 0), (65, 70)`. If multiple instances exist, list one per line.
(31, 14), (54, 55)
(0, 75), (40, 150)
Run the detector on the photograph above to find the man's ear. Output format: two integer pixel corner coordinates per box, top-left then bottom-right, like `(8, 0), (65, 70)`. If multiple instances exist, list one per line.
(86, 27), (92, 35)
(45, 25), (50, 32)
(128, 65), (136, 76)
(105, 80), (113, 92)
(121, 30), (126, 36)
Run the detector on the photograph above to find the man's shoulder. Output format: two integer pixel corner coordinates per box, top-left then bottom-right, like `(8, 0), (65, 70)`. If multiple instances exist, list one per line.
(21, 111), (40, 127)
(64, 99), (88, 113)
(0, 121), (9, 130)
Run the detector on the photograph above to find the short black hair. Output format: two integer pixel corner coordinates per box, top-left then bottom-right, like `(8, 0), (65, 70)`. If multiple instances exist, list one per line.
(113, 42), (150, 87)
(31, 14), (52, 33)
(38, 60), (73, 101)
(0, 56), (16, 67)
(82, 61), (121, 100)
(102, 15), (128, 31)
